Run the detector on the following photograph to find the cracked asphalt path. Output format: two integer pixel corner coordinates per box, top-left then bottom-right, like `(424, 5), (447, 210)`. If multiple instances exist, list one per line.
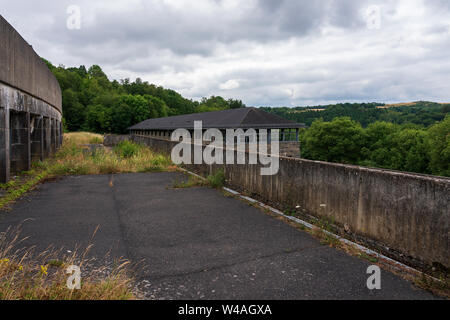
(0, 172), (439, 299)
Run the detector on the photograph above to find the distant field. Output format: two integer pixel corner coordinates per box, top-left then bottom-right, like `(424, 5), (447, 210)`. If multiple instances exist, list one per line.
(261, 101), (449, 128)
(286, 101), (450, 113)
(376, 102), (450, 109)
(288, 108), (326, 114)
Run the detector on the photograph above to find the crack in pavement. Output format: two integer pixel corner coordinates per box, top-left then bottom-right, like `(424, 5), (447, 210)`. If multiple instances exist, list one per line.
(134, 243), (322, 283)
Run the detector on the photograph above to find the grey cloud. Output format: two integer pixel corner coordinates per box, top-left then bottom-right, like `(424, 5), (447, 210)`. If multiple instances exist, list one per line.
(0, 0), (449, 106)
(28, 0), (371, 56)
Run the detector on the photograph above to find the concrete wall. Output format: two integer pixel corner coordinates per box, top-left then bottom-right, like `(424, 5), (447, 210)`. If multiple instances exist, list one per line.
(0, 16), (62, 182)
(131, 134), (450, 270)
(0, 16), (62, 112)
(103, 134), (131, 147)
(279, 142), (300, 158)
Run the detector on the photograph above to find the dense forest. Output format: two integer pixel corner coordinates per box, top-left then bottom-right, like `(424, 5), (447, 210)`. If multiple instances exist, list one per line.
(299, 116), (450, 177)
(263, 102), (449, 177)
(261, 102), (449, 127)
(45, 60), (449, 177)
(43, 60), (245, 134)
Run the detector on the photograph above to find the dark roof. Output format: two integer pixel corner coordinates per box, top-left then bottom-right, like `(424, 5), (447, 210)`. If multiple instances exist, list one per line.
(129, 108), (306, 130)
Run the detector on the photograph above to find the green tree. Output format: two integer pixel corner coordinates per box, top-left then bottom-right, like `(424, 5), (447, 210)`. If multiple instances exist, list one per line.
(110, 95), (150, 134)
(43, 60), (242, 134)
(301, 117), (366, 164)
(84, 104), (112, 133)
(62, 89), (85, 131)
(145, 95), (168, 119)
(426, 115), (450, 176)
(388, 129), (429, 173)
(360, 122), (399, 168)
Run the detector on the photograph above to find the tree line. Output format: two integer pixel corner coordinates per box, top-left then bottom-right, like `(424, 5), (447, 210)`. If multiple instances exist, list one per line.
(44, 60), (245, 134)
(300, 116), (450, 177)
(261, 102), (449, 127)
(46, 59), (449, 177)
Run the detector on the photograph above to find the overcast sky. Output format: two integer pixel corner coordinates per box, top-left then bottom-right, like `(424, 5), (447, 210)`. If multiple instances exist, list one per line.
(1, 0), (450, 106)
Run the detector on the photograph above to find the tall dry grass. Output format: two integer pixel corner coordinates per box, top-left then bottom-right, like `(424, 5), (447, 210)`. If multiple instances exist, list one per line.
(0, 132), (176, 209)
(0, 133), (175, 299)
(65, 132), (105, 145)
(0, 226), (135, 300)
(48, 133), (175, 176)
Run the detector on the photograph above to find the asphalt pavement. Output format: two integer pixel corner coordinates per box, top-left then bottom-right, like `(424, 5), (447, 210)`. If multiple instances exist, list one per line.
(0, 172), (439, 300)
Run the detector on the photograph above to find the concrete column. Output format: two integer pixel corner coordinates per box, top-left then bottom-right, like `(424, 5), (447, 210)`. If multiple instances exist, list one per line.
(55, 120), (60, 150)
(43, 117), (51, 159)
(295, 128), (299, 142)
(30, 115), (44, 162)
(59, 121), (63, 147)
(10, 111), (31, 174)
(51, 118), (56, 153)
(0, 107), (10, 183)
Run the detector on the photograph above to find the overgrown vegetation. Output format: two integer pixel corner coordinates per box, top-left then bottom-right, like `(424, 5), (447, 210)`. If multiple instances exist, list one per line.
(47, 133), (174, 176)
(414, 273), (450, 299)
(0, 226), (134, 300)
(171, 170), (225, 190)
(206, 170), (225, 189)
(171, 175), (207, 189)
(114, 140), (141, 159)
(311, 228), (342, 247)
(0, 133), (175, 210)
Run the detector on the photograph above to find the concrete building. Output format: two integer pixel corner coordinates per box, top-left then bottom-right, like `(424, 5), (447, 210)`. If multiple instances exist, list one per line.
(129, 107), (306, 157)
(0, 16), (63, 182)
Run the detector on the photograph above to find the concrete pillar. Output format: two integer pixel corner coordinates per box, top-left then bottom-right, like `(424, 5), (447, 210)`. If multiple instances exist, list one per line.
(43, 117), (51, 159)
(0, 107), (10, 183)
(9, 111), (31, 174)
(59, 121), (63, 147)
(30, 115), (44, 162)
(295, 128), (299, 142)
(55, 120), (60, 150)
(51, 118), (56, 153)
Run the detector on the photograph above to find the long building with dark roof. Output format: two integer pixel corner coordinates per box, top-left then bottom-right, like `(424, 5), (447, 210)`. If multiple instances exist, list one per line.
(129, 107), (306, 157)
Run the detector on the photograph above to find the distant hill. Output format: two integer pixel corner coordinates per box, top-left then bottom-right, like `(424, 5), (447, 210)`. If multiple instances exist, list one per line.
(375, 101), (450, 109)
(261, 101), (450, 127)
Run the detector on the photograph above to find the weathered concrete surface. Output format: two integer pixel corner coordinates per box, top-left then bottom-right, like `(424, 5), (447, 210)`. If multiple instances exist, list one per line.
(131, 135), (450, 270)
(0, 16), (62, 181)
(30, 115), (44, 162)
(9, 111), (30, 173)
(0, 16), (62, 112)
(0, 83), (63, 179)
(279, 141), (300, 158)
(0, 173), (439, 299)
(103, 134), (130, 147)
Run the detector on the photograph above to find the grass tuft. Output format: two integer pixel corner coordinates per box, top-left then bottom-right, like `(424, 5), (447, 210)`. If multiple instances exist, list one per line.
(206, 169), (225, 189)
(114, 140), (141, 159)
(0, 226), (135, 300)
(171, 170), (225, 190)
(171, 175), (207, 189)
